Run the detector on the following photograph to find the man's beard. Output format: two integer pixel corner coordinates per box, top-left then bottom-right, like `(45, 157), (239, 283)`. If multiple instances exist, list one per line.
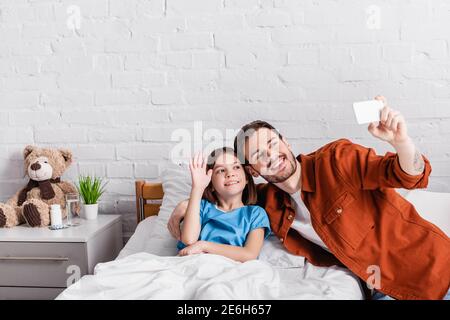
(259, 152), (297, 183)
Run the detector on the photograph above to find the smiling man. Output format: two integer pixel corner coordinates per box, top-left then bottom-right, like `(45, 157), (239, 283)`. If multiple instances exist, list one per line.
(168, 96), (450, 300)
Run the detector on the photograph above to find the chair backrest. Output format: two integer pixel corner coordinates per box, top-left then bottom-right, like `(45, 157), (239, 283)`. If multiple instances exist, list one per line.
(135, 181), (164, 223)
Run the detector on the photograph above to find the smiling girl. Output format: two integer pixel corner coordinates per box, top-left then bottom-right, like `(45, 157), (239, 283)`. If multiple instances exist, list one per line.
(177, 147), (271, 262)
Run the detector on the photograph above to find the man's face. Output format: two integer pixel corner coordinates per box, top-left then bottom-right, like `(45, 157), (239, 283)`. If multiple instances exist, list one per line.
(244, 128), (297, 183)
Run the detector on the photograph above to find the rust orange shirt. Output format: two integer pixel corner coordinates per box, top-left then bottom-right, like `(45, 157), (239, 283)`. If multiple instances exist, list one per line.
(256, 138), (450, 300)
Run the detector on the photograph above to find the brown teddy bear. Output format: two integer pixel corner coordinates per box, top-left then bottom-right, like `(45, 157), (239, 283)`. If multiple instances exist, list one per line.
(0, 145), (80, 228)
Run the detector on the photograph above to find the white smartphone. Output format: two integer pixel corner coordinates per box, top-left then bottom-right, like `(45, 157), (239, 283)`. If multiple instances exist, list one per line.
(352, 100), (384, 124)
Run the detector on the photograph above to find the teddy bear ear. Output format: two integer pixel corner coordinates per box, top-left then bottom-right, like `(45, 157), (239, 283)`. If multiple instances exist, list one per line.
(59, 148), (73, 166)
(23, 145), (36, 159)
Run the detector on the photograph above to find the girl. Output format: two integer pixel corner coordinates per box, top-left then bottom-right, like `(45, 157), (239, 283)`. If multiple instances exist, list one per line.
(176, 147), (271, 262)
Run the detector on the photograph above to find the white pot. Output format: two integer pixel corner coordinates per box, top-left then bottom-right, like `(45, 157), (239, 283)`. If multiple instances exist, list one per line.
(83, 203), (98, 220)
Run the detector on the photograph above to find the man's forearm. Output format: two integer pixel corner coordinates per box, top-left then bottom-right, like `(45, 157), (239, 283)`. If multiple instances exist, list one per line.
(203, 241), (257, 263)
(391, 137), (425, 176)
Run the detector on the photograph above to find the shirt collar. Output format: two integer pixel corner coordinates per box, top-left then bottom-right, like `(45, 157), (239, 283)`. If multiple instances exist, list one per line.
(297, 153), (316, 193)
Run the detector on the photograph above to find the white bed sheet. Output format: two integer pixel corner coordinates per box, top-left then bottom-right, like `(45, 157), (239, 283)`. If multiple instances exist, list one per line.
(57, 214), (364, 299)
(109, 215), (364, 300)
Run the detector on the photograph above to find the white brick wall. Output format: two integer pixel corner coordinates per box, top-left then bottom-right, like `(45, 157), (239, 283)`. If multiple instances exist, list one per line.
(1, 0), (450, 242)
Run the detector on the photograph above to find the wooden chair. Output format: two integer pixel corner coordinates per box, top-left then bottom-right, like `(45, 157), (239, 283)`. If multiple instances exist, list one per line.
(135, 181), (164, 223)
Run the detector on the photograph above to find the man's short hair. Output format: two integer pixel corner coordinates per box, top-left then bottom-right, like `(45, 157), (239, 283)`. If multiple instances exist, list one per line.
(233, 120), (283, 165)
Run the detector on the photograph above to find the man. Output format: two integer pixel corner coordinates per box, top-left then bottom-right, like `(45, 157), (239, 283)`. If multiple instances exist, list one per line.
(167, 96), (450, 300)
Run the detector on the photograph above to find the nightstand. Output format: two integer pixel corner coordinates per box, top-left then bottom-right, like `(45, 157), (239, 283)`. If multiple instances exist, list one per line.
(0, 214), (123, 300)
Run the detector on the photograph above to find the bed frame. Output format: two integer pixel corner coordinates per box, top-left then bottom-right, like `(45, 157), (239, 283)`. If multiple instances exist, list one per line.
(135, 181), (164, 223)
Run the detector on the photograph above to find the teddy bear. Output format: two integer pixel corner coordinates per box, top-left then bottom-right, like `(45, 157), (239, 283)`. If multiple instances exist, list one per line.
(0, 145), (80, 228)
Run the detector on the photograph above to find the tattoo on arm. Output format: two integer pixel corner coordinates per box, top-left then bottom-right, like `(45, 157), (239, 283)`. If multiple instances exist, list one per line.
(413, 149), (425, 173)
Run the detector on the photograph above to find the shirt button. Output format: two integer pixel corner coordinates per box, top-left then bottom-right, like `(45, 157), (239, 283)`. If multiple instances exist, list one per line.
(280, 237), (284, 243)
(336, 207), (343, 214)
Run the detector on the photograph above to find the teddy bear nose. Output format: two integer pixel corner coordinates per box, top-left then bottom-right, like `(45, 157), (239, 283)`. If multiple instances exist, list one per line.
(30, 163), (41, 171)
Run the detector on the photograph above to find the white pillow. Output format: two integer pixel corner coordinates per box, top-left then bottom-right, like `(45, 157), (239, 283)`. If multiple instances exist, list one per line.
(117, 216), (178, 260)
(157, 162), (191, 224)
(403, 189), (450, 236)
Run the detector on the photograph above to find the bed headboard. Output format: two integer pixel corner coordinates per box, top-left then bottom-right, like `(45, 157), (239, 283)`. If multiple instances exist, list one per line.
(135, 181), (164, 223)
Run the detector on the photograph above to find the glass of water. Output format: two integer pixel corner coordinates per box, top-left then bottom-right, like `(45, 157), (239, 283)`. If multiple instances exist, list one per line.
(65, 193), (81, 227)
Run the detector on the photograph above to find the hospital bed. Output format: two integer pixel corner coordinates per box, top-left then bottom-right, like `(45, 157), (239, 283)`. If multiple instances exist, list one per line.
(57, 163), (450, 300)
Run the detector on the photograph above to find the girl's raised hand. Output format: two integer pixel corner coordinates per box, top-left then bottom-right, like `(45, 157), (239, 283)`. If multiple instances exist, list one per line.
(189, 151), (213, 191)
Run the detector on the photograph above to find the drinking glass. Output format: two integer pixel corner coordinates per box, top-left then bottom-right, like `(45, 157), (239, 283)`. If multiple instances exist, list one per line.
(65, 193), (81, 227)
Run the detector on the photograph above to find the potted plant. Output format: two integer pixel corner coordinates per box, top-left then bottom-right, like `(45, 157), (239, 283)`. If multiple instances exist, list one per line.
(77, 175), (107, 220)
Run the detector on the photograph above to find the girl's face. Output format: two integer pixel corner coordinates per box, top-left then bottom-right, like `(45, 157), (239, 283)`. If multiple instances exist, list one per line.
(210, 152), (247, 200)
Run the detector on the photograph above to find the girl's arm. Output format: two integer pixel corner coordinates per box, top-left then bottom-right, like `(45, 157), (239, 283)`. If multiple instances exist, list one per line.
(180, 152), (213, 246)
(203, 229), (265, 263)
(180, 188), (204, 245)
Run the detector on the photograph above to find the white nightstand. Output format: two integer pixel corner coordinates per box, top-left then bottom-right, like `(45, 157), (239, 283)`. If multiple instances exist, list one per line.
(0, 214), (123, 300)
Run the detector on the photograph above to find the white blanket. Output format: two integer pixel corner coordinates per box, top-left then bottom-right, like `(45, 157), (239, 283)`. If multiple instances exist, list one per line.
(57, 252), (363, 300)
(56, 214), (365, 300)
(57, 253), (279, 300)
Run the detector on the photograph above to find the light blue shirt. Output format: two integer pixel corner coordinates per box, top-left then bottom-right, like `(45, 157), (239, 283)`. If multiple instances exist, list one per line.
(177, 199), (271, 250)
